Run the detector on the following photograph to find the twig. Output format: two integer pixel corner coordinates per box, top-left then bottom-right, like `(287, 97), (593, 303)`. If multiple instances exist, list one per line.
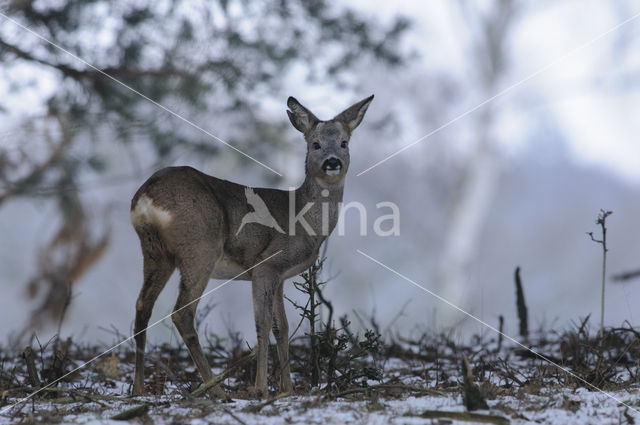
(148, 354), (191, 398)
(497, 315), (504, 352)
(55, 282), (73, 339)
(578, 314), (591, 336)
(286, 297), (310, 342)
(494, 359), (525, 387)
(587, 209), (612, 339)
(291, 258), (327, 387)
(612, 270), (640, 282)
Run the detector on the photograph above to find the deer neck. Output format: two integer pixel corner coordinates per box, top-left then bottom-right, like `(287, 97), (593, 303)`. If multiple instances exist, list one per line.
(292, 175), (345, 238)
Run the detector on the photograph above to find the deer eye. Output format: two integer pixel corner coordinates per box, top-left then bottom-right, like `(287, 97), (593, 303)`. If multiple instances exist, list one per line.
(340, 140), (348, 148)
(312, 142), (321, 150)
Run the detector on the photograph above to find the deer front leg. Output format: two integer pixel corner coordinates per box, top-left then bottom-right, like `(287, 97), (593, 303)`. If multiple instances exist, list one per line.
(251, 268), (277, 397)
(272, 282), (293, 393)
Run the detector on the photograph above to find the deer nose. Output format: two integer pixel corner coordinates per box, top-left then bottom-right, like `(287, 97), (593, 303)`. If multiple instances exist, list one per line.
(322, 157), (342, 171)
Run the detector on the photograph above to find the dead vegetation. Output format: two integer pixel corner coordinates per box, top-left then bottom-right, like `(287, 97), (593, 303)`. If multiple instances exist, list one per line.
(1, 258), (639, 423)
(1, 307), (639, 423)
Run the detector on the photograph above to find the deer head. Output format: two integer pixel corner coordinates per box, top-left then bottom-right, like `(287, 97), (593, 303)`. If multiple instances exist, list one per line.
(287, 95), (374, 186)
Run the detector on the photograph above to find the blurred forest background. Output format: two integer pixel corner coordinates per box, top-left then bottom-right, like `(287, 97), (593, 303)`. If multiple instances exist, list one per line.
(1, 0), (639, 348)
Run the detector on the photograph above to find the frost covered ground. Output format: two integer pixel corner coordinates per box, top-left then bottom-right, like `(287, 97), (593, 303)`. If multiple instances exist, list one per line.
(2, 388), (639, 425)
(1, 326), (639, 424)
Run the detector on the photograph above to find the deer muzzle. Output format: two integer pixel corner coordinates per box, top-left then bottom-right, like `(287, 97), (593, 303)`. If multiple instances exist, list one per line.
(322, 157), (342, 176)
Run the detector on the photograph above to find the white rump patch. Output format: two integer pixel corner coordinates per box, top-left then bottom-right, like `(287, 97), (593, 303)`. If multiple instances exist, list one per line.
(130, 195), (173, 228)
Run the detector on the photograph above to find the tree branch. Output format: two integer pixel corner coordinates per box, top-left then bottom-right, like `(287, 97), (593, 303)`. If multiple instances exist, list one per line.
(0, 38), (189, 80)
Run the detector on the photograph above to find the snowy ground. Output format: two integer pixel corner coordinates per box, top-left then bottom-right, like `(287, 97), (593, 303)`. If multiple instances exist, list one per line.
(2, 379), (638, 424)
(1, 328), (639, 424)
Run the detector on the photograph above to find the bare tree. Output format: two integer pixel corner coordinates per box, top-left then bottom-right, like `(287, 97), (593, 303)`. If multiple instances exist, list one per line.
(438, 0), (517, 326)
(0, 0), (409, 331)
(13, 114), (112, 331)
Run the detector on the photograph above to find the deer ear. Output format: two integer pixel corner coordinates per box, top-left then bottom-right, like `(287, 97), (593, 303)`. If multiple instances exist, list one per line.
(287, 97), (319, 134)
(334, 95), (374, 132)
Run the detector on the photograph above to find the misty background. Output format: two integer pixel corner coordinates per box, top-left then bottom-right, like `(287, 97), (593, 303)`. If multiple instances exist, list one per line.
(1, 0), (639, 349)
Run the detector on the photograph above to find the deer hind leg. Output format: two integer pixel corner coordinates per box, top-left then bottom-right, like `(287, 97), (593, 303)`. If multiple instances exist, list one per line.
(172, 245), (224, 396)
(271, 281), (293, 393)
(133, 247), (175, 396)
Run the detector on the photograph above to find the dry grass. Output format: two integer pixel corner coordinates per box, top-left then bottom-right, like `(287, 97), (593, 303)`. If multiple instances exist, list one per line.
(0, 316), (638, 424)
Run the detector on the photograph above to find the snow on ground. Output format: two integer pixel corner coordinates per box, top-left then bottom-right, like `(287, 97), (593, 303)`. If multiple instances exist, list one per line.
(1, 387), (639, 424)
(2, 329), (639, 424)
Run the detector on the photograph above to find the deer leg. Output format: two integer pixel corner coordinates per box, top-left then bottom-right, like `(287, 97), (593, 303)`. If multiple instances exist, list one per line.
(251, 268), (278, 396)
(133, 252), (174, 396)
(271, 281), (293, 393)
(172, 259), (223, 396)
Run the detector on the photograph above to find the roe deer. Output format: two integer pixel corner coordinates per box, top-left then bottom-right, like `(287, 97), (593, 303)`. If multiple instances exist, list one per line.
(130, 95), (374, 396)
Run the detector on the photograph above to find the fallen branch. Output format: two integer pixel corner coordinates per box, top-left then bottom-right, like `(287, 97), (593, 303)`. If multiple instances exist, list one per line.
(329, 383), (444, 399)
(419, 410), (510, 424)
(15, 386), (126, 401)
(190, 348), (257, 398)
(40, 394), (109, 408)
(16, 389), (129, 406)
(110, 404), (149, 421)
(243, 392), (291, 413)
